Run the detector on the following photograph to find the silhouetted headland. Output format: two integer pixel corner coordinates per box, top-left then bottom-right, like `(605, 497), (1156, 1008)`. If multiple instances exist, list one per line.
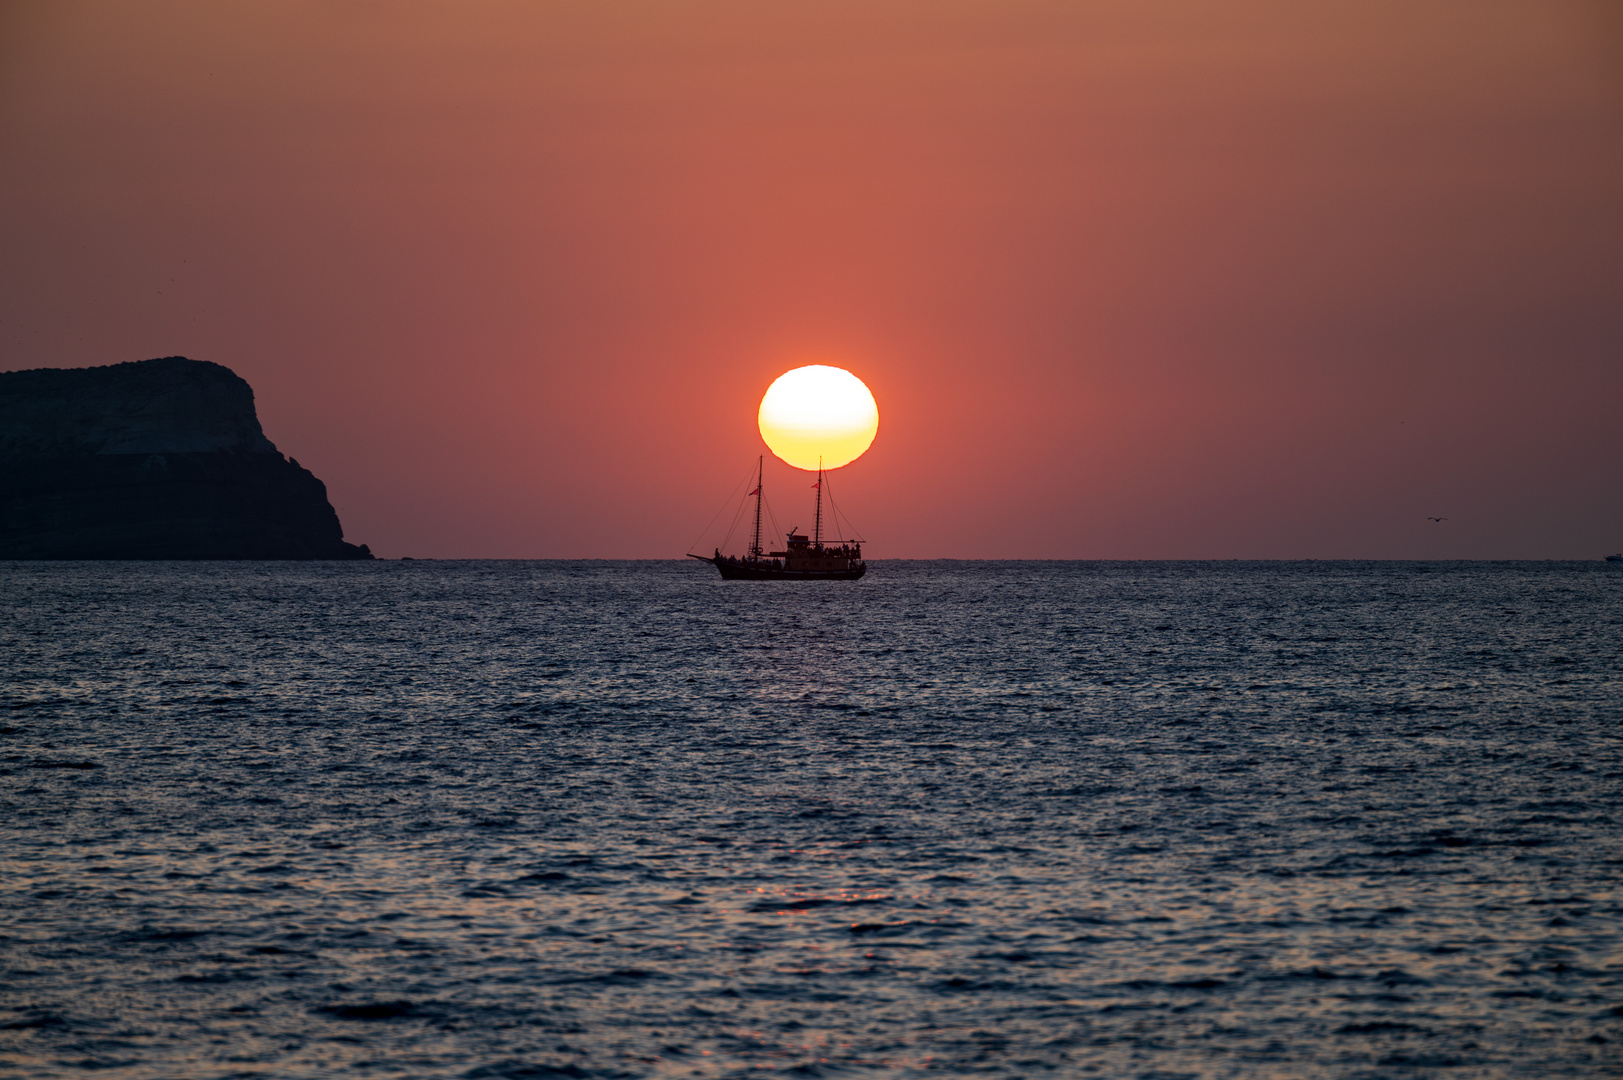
(0, 357), (371, 559)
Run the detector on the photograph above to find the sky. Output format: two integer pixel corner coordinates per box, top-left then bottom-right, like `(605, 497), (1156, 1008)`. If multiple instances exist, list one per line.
(2, 0), (1620, 558)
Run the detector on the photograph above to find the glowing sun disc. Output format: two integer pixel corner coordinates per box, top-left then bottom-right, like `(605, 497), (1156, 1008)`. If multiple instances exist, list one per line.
(758, 365), (879, 470)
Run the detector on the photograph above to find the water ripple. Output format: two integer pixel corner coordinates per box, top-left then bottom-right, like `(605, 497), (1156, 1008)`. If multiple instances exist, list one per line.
(0, 560), (1619, 1077)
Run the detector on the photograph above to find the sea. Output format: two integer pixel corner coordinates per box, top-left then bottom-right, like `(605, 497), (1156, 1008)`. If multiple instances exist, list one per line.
(1, 560), (1619, 1079)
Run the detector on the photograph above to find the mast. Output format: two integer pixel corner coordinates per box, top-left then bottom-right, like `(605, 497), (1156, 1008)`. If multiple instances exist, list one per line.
(813, 457), (824, 548)
(750, 455), (764, 559)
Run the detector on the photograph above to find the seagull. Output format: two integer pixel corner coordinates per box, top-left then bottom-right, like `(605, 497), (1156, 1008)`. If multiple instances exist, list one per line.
(1428, 517), (1448, 522)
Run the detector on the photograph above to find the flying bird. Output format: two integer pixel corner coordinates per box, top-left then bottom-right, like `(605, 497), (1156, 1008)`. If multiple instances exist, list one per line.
(1428, 517), (1448, 522)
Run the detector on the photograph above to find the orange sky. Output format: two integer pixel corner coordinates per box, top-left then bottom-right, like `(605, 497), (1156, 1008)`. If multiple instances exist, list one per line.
(2, 1), (1620, 558)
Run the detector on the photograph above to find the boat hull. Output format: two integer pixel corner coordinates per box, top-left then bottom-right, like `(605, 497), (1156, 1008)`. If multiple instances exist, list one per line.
(692, 554), (865, 581)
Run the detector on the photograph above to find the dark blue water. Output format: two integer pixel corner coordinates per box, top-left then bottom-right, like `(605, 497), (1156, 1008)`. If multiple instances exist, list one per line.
(2, 561), (1620, 1078)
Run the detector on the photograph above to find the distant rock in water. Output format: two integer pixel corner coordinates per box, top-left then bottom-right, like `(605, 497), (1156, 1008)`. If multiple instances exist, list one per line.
(0, 357), (372, 559)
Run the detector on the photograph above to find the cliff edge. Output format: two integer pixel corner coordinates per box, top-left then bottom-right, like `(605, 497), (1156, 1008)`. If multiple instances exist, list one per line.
(0, 357), (373, 559)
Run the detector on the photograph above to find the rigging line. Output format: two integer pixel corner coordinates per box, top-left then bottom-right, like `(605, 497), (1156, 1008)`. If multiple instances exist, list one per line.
(694, 464), (749, 555)
(764, 494), (784, 552)
(833, 497), (864, 543)
(718, 484), (751, 554)
(721, 458), (762, 552)
(822, 474), (865, 543)
(836, 495), (864, 541)
(823, 471), (842, 542)
(814, 467), (834, 542)
(686, 461), (756, 555)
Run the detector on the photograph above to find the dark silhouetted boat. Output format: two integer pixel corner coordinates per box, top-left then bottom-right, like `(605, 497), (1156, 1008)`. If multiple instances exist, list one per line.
(691, 457), (866, 580)
(1607, 554), (1622, 562)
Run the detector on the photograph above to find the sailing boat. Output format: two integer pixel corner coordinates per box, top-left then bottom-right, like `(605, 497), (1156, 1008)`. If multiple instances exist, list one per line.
(690, 456), (867, 580)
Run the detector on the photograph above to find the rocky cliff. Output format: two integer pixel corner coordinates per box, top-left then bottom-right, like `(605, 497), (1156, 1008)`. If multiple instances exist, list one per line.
(0, 357), (372, 559)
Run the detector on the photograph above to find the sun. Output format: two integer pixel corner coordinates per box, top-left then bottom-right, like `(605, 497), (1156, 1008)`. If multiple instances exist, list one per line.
(758, 365), (879, 471)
